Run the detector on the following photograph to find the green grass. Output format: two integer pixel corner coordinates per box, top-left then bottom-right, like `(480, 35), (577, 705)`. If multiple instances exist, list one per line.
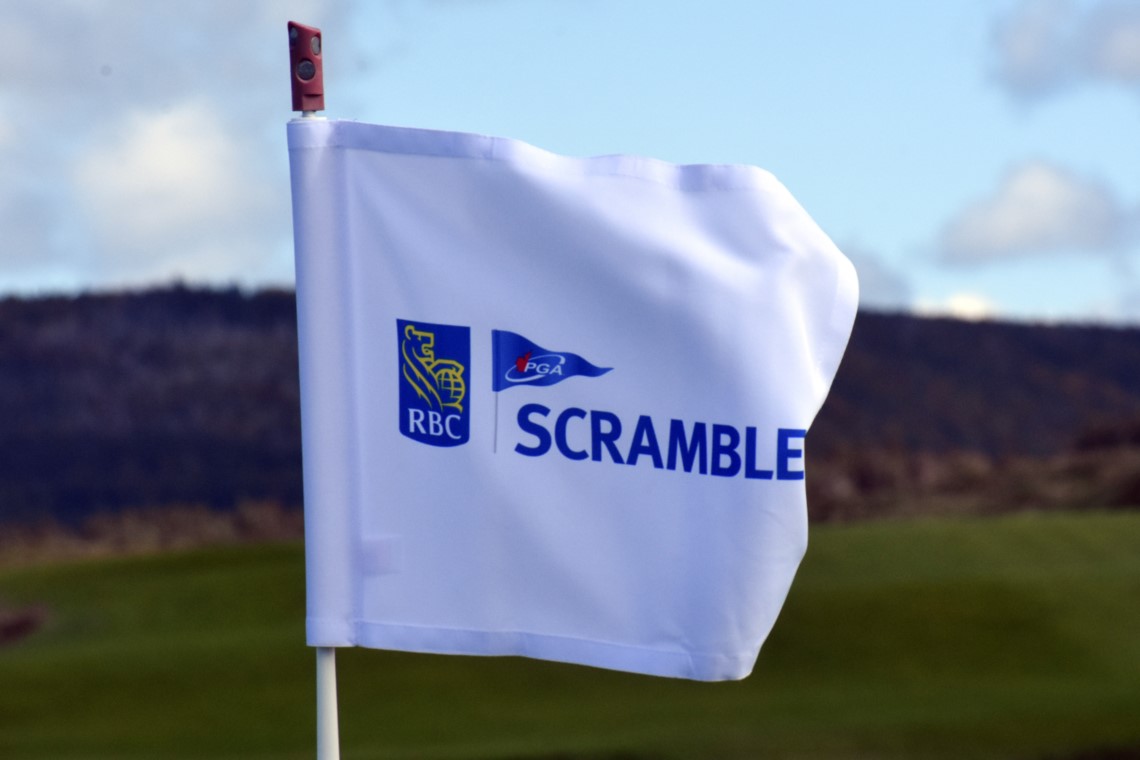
(1, 511), (1139, 759)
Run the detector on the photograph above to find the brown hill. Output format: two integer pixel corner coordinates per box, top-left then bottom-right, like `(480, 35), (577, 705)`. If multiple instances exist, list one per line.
(813, 311), (1140, 457)
(1, 287), (1138, 526)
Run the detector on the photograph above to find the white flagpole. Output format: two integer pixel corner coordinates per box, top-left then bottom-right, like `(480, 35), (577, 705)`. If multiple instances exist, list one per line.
(288, 21), (339, 760)
(316, 647), (341, 760)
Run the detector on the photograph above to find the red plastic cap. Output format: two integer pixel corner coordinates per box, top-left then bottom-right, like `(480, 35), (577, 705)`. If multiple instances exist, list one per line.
(288, 22), (325, 112)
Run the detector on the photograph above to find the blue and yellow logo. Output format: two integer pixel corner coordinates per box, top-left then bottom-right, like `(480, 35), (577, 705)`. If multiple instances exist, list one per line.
(398, 319), (470, 447)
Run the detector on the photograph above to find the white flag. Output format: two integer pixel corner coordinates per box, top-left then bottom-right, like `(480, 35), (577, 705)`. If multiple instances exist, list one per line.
(289, 119), (858, 681)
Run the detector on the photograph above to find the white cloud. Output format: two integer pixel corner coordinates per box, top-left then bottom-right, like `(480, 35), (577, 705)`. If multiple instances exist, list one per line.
(938, 161), (1129, 263)
(73, 102), (277, 285)
(1083, 1), (1140, 81)
(992, 0), (1073, 96)
(915, 293), (998, 322)
(993, 0), (1140, 98)
(0, 0), (354, 292)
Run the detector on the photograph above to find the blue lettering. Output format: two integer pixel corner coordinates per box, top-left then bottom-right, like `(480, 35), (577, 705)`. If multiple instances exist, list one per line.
(590, 410), (624, 464)
(515, 403), (552, 457)
(626, 415), (663, 469)
(667, 419), (707, 474)
(711, 424), (741, 477)
(444, 414), (463, 440)
(745, 426), (773, 480)
(555, 407), (588, 461)
(777, 428), (806, 480)
(512, 404), (802, 483)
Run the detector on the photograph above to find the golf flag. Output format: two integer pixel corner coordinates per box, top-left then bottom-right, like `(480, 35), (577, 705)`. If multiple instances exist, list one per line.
(289, 119), (858, 681)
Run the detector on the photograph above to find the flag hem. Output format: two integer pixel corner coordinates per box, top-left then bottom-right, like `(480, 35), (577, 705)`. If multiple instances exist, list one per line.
(288, 119), (784, 193)
(350, 621), (756, 682)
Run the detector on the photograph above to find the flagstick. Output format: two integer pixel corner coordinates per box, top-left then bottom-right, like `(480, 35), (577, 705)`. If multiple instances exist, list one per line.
(316, 647), (341, 760)
(289, 21), (337, 760)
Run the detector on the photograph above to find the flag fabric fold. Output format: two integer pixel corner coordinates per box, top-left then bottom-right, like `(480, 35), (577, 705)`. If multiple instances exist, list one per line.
(289, 118), (858, 681)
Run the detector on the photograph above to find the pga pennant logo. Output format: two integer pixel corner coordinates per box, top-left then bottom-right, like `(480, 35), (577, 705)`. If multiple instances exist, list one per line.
(491, 330), (611, 391)
(398, 319), (470, 447)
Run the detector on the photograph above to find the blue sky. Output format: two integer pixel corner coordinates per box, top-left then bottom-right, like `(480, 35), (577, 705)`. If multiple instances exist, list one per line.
(3, 0), (1139, 324)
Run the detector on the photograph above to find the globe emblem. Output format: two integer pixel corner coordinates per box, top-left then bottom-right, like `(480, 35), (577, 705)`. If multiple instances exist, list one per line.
(435, 365), (466, 409)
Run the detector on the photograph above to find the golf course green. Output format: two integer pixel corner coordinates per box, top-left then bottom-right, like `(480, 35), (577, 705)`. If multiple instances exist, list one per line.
(2, 511), (1138, 759)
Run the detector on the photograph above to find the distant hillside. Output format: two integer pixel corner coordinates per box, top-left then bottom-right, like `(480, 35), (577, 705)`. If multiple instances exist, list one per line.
(813, 311), (1140, 457)
(0, 287), (300, 524)
(1, 287), (1139, 524)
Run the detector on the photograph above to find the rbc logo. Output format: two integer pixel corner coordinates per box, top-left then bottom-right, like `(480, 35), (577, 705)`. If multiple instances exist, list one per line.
(398, 319), (470, 447)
